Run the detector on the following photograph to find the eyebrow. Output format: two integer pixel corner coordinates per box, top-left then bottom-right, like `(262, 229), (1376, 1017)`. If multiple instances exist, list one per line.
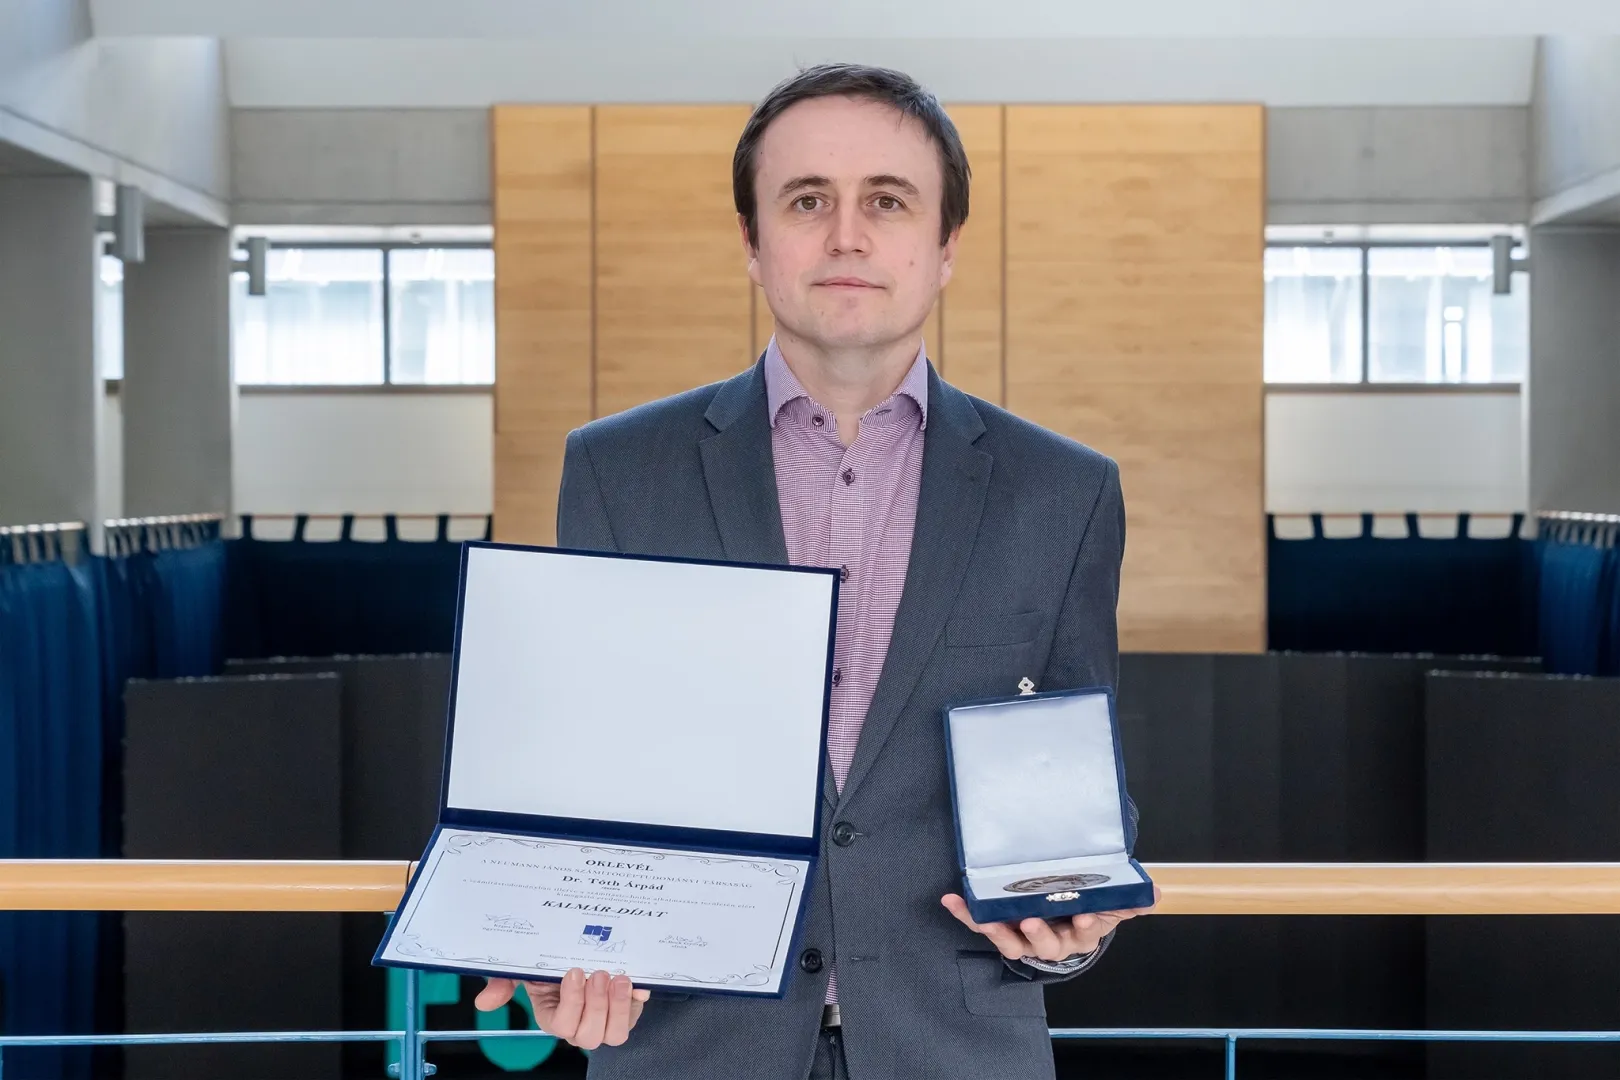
(865, 174), (920, 197)
(777, 175), (831, 199)
(775, 174), (922, 199)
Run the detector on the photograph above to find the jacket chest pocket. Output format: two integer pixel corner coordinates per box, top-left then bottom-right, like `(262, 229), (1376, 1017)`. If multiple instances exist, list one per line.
(944, 610), (1042, 649)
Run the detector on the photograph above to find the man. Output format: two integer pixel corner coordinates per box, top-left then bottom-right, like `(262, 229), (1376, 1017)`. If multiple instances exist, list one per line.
(476, 63), (1156, 1079)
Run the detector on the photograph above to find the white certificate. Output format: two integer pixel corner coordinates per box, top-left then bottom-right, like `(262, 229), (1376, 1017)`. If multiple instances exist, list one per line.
(379, 829), (811, 994)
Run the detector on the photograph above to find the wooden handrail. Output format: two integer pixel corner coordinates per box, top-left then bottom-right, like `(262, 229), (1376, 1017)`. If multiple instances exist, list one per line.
(0, 861), (415, 912)
(4, 861), (1620, 915)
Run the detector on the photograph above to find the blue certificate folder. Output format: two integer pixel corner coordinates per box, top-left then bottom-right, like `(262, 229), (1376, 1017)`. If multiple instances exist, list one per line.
(374, 542), (839, 997)
(944, 687), (1154, 924)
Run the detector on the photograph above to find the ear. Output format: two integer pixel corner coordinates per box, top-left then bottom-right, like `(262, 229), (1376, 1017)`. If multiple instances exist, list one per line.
(938, 224), (961, 290)
(739, 213), (763, 288)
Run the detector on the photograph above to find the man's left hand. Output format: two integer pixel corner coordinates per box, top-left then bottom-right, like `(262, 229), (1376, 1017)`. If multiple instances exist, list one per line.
(941, 886), (1160, 962)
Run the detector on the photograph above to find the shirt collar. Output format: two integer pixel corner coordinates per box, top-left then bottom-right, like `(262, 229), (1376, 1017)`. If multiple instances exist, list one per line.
(763, 337), (930, 431)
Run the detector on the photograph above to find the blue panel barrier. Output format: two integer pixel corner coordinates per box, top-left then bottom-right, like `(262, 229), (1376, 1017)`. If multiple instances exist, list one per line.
(1267, 513), (1539, 657)
(1536, 517), (1620, 676)
(0, 544), (103, 1080)
(1, 520), (229, 1080)
(226, 514), (488, 659)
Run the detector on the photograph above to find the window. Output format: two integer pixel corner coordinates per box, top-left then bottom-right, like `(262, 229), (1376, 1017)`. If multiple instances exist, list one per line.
(1264, 247), (1362, 383)
(232, 244), (494, 386)
(1264, 242), (1526, 384)
(388, 248), (495, 384)
(1368, 247), (1526, 383)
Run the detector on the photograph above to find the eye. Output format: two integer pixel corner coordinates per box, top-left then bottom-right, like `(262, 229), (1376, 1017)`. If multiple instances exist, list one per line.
(873, 194), (904, 211)
(793, 195), (823, 212)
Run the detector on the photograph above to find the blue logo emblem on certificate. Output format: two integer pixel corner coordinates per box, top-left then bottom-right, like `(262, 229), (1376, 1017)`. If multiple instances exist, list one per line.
(581, 925), (613, 944)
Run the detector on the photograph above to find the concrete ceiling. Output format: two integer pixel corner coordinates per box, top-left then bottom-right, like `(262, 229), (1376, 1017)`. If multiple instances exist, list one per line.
(84, 0), (1620, 39)
(85, 0), (1620, 110)
(0, 139), (77, 175)
(219, 36), (1542, 108)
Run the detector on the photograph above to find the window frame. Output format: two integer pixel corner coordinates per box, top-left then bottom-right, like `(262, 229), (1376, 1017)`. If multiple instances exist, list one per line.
(233, 240), (494, 388)
(1264, 239), (1524, 387)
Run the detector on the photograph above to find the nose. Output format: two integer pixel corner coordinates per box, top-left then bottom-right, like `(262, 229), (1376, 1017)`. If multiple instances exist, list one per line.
(826, 200), (870, 257)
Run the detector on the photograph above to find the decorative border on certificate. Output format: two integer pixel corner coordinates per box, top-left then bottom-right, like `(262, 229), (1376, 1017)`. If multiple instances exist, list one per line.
(391, 831), (804, 988)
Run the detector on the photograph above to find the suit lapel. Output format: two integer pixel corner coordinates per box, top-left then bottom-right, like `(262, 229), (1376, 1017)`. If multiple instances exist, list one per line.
(701, 361), (840, 807)
(699, 362), (790, 567)
(837, 372), (991, 807)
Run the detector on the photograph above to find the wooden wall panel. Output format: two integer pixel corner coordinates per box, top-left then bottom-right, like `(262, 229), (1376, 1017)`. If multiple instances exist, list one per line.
(595, 106), (755, 417)
(941, 105), (1004, 403)
(491, 106), (593, 545)
(1004, 105), (1265, 652)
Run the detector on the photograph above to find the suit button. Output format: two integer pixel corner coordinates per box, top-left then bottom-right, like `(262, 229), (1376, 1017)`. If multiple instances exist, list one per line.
(799, 948), (824, 973)
(831, 822), (857, 847)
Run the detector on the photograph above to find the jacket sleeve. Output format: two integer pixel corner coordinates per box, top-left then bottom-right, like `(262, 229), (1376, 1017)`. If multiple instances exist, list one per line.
(1040, 458), (1124, 696)
(1005, 459), (1127, 986)
(556, 429), (620, 553)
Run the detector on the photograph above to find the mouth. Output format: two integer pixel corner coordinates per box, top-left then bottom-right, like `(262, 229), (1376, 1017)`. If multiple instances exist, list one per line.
(815, 277), (881, 289)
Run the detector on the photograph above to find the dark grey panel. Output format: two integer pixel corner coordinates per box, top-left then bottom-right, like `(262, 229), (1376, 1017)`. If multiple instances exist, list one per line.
(1426, 672), (1620, 1079)
(224, 654), (450, 1074)
(123, 674), (342, 1079)
(225, 654), (449, 859)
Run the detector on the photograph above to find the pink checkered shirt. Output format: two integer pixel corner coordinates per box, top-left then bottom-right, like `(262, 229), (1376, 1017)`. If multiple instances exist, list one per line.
(763, 338), (929, 1005)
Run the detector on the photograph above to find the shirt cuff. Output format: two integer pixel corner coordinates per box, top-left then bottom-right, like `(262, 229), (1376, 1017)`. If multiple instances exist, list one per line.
(1019, 927), (1115, 975)
(1019, 952), (1092, 974)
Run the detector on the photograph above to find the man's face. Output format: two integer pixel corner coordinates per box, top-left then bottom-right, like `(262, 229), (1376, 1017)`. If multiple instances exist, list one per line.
(743, 95), (956, 354)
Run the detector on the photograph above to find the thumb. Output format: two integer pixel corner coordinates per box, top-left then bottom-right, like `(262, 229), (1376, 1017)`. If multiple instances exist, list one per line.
(474, 978), (517, 1012)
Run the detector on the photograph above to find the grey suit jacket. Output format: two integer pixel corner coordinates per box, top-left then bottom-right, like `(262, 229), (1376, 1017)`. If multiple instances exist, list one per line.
(557, 360), (1126, 1080)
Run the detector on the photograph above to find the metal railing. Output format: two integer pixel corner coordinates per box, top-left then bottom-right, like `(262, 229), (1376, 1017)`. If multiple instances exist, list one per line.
(4, 860), (1620, 1079)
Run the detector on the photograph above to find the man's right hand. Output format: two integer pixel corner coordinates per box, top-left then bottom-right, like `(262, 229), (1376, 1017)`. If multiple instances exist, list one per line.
(474, 969), (650, 1050)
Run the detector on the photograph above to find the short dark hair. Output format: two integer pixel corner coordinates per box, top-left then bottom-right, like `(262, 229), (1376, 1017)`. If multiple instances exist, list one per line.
(733, 63), (970, 249)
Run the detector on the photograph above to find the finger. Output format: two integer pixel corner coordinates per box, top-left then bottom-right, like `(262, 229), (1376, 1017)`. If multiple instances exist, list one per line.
(941, 894), (985, 932)
(1019, 918), (1069, 961)
(602, 976), (635, 1046)
(473, 978), (517, 1012)
(942, 895), (1024, 955)
(1065, 913), (1113, 952)
(943, 896), (1034, 959)
(541, 969), (586, 1039)
(629, 988), (650, 1028)
(520, 980), (562, 1011)
(982, 920), (1036, 959)
(572, 970), (613, 1050)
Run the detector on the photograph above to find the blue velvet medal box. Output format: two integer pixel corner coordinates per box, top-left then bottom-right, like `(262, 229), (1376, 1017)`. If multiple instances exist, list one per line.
(374, 542), (840, 998)
(944, 686), (1153, 924)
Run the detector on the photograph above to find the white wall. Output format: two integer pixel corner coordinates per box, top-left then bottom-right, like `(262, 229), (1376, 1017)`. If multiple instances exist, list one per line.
(233, 391), (493, 515)
(103, 389), (494, 518)
(98, 387), (1524, 523)
(1266, 390), (1525, 513)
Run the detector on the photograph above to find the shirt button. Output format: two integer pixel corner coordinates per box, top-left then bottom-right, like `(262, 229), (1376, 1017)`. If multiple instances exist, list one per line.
(812, 414), (825, 427)
(800, 948), (824, 973)
(840, 565), (849, 583)
(841, 468), (855, 485)
(831, 667), (843, 688)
